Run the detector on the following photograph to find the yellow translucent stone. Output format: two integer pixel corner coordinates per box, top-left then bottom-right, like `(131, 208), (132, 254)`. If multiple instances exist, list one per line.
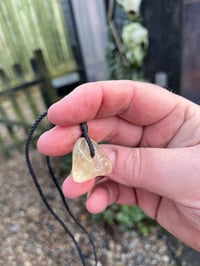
(72, 137), (112, 183)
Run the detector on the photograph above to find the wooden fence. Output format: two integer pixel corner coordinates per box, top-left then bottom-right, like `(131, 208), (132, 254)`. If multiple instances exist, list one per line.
(0, 49), (58, 157)
(0, 0), (77, 81)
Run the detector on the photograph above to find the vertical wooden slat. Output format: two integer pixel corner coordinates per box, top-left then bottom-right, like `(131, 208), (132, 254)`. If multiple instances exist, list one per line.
(141, 0), (183, 93)
(181, 1), (200, 103)
(0, 135), (11, 157)
(0, 103), (19, 142)
(12, 64), (25, 81)
(34, 49), (58, 108)
(23, 89), (40, 118)
(0, 68), (10, 85)
(7, 91), (27, 125)
(13, 63), (40, 117)
(0, 66), (26, 129)
(1, 62), (34, 133)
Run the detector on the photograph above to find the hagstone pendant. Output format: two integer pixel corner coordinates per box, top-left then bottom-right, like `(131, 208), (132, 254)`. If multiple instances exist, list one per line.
(72, 137), (112, 183)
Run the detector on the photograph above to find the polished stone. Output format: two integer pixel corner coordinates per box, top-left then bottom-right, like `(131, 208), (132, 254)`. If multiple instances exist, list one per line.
(72, 137), (112, 183)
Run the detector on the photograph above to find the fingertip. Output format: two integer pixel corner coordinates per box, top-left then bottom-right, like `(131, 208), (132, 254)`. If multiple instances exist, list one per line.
(47, 102), (59, 125)
(62, 175), (95, 198)
(62, 177), (75, 198)
(46, 83), (101, 126)
(37, 131), (49, 155)
(86, 186), (109, 214)
(47, 94), (71, 125)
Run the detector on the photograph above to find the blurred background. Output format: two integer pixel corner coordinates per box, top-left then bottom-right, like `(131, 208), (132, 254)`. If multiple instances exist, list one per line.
(0, 0), (200, 265)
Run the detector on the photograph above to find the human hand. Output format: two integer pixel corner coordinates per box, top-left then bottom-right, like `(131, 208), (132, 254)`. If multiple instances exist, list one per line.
(37, 81), (200, 251)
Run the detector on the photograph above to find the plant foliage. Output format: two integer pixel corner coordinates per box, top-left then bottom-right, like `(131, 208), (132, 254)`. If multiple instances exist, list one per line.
(93, 204), (155, 235)
(106, 0), (148, 80)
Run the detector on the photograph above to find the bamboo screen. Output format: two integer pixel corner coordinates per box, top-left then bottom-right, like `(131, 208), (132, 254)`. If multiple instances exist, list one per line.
(0, 0), (77, 81)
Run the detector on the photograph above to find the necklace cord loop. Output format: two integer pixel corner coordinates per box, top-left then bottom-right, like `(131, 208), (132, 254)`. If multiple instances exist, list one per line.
(25, 111), (97, 266)
(80, 122), (95, 158)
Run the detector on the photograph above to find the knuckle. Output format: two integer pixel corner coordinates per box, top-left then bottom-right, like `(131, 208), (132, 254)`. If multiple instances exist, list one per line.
(125, 148), (146, 187)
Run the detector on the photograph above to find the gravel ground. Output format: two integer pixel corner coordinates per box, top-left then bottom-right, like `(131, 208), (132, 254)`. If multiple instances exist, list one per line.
(0, 150), (196, 266)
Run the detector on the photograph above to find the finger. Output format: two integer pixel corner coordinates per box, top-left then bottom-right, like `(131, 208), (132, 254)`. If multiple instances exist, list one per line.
(37, 117), (142, 156)
(37, 125), (80, 156)
(61, 176), (137, 213)
(48, 81), (178, 127)
(86, 184), (162, 219)
(103, 144), (200, 204)
(86, 179), (137, 214)
(63, 175), (160, 218)
(62, 175), (95, 198)
(63, 169), (161, 218)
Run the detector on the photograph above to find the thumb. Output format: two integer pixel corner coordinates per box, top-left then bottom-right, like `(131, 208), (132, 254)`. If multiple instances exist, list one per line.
(103, 144), (200, 203)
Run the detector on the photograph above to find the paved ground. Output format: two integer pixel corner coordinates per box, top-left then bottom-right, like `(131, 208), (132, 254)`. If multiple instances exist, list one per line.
(1, 150), (199, 266)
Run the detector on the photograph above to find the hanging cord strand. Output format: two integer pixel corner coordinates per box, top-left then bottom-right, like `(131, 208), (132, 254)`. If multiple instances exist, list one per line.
(46, 156), (98, 265)
(25, 111), (86, 266)
(80, 122), (95, 158)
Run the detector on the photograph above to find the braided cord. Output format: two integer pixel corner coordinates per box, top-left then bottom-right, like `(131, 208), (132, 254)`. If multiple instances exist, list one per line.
(80, 122), (95, 158)
(25, 111), (98, 266)
(46, 156), (97, 264)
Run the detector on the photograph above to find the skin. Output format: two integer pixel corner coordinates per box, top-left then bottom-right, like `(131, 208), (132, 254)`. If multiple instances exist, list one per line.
(37, 80), (200, 251)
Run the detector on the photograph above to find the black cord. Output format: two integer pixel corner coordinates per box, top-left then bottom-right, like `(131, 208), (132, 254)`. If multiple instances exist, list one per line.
(81, 122), (95, 158)
(25, 111), (98, 266)
(46, 156), (97, 265)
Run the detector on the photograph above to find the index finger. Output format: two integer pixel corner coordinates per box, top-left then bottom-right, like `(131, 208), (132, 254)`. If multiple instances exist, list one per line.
(48, 80), (178, 126)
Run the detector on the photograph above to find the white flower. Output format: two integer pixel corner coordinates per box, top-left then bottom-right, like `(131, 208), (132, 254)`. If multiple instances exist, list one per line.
(122, 22), (148, 66)
(117, 0), (142, 15)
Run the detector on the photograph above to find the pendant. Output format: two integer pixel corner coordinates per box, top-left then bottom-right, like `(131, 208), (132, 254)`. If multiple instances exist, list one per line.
(72, 137), (112, 183)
